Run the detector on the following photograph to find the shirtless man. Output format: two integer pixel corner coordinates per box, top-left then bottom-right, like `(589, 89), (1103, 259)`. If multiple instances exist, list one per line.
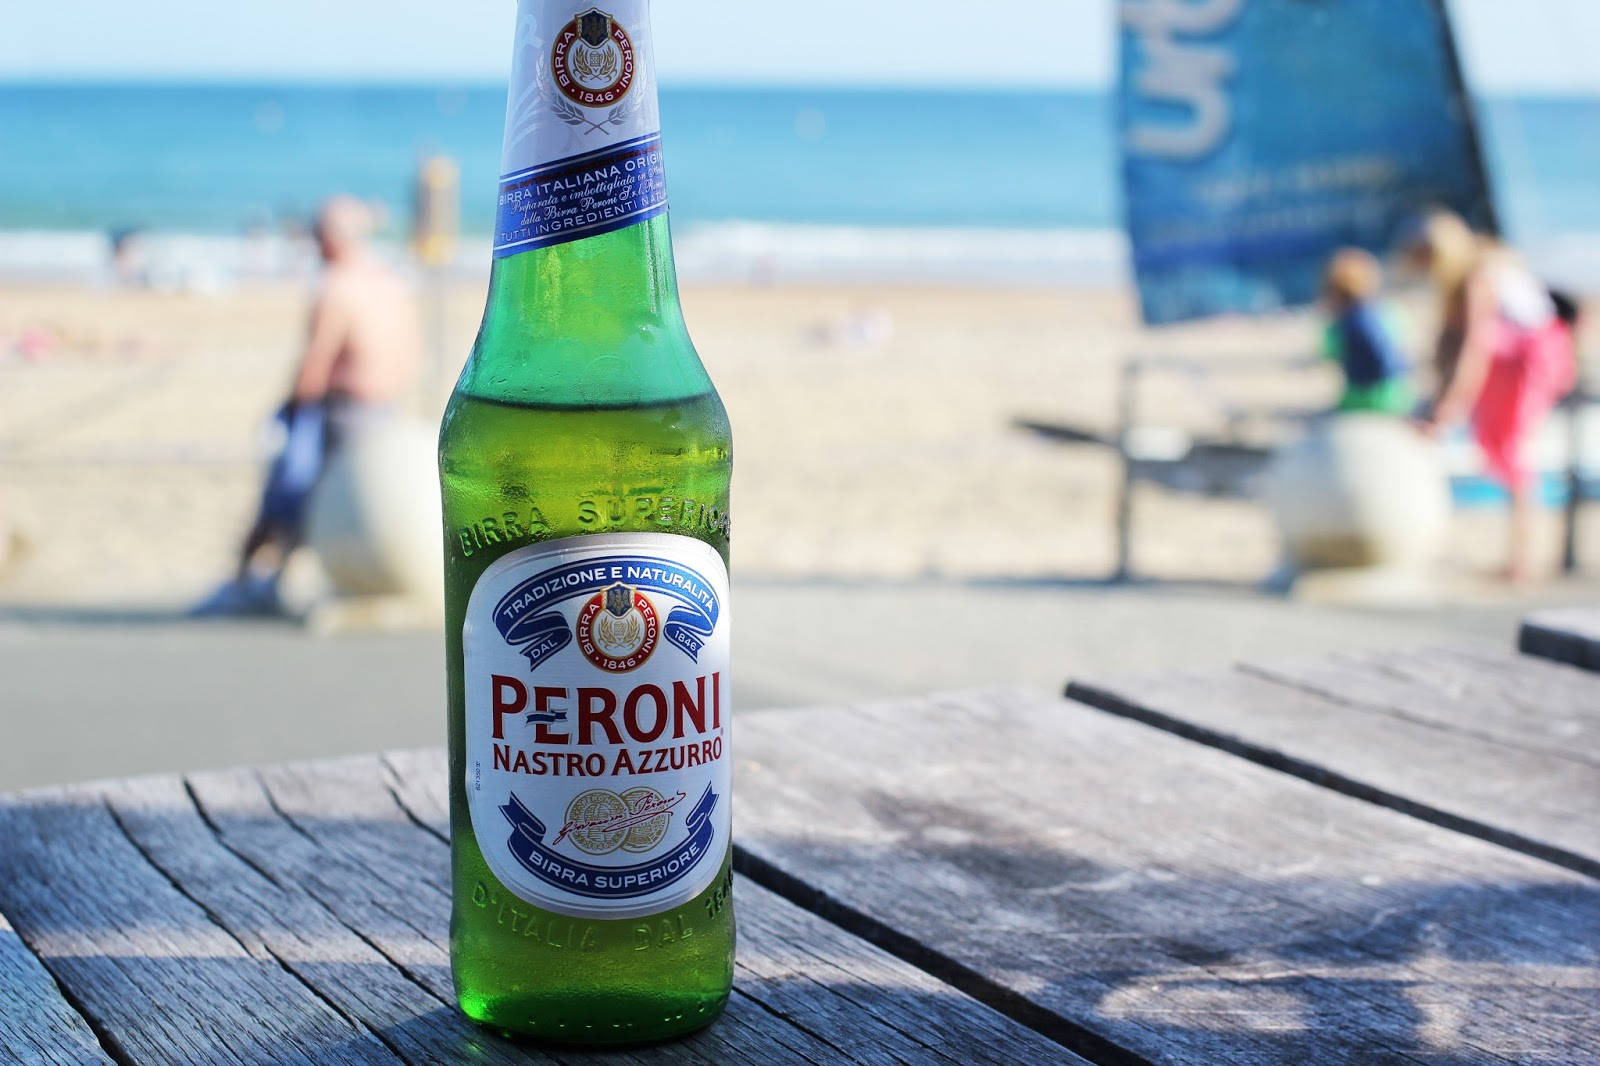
(290, 196), (422, 409)
(201, 197), (423, 613)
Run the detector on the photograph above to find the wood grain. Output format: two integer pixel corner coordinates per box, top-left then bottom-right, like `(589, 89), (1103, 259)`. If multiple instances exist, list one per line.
(1250, 643), (1600, 760)
(377, 748), (1086, 1066)
(1069, 644), (1600, 877)
(100, 773), (558, 1066)
(0, 752), (1079, 1065)
(0, 909), (111, 1066)
(734, 687), (1600, 1066)
(1521, 607), (1600, 672)
(0, 785), (399, 1064)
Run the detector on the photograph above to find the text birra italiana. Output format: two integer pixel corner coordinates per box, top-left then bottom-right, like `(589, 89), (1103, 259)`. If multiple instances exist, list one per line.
(495, 1), (667, 257)
(464, 533), (730, 919)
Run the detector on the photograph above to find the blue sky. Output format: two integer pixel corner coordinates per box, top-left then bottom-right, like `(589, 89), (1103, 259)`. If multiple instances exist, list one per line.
(3, 0), (1598, 92)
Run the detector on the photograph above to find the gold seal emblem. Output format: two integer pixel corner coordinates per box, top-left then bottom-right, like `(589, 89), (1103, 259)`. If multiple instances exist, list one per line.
(554, 786), (686, 856)
(562, 789), (629, 854)
(619, 786), (672, 853)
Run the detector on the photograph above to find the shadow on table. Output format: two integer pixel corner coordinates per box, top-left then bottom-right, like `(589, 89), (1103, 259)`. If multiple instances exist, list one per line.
(1, 786), (1076, 1065)
(736, 792), (1600, 1064)
(4, 768), (1595, 1063)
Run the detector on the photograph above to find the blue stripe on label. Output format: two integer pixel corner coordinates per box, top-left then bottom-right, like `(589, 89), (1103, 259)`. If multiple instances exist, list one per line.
(494, 135), (669, 256)
(492, 553), (720, 672)
(500, 785), (718, 900)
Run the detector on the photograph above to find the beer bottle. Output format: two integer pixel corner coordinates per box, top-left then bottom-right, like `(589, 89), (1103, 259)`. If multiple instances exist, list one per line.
(438, 0), (733, 1044)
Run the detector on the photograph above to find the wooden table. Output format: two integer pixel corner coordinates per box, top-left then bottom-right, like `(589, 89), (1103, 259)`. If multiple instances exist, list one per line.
(5, 642), (1598, 1064)
(1521, 606), (1600, 673)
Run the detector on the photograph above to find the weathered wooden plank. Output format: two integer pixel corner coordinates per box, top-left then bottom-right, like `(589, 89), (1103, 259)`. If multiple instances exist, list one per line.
(387, 749), (1090, 1066)
(380, 750), (450, 839)
(1521, 606), (1600, 672)
(0, 785), (399, 1065)
(1070, 647), (1600, 877)
(0, 909), (112, 1066)
(99, 774), (563, 1066)
(1249, 643), (1600, 761)
(3, 754), (1082, 1066)
(199, 752), (1084, 1065)
(734, 687), (1600, 1066)
(182, 763), (681, 1066)
(114, 767), (824, 1066)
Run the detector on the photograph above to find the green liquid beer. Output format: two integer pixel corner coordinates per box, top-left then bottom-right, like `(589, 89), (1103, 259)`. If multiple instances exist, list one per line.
(439, 0), (734, 1044)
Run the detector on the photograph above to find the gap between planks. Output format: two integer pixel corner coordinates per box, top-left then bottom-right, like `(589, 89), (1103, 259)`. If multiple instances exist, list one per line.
(98, 783), (475, 1066)
(376, 752), (1094, 1066)
(733, 688), (1597, 1065)
(0, 910), (122, 1066)
(378, 749), (1110, 1064)
(1520, 609), (1600, 673)
(1064, 680), (1600, 883)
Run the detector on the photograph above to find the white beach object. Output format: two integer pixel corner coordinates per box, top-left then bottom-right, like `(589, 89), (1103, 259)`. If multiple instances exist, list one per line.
(305, 412), (443, 622)
(1263, 414), (1451, 577)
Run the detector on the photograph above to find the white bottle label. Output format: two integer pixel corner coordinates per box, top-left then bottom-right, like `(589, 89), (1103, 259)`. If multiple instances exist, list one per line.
(495, 1), (667, 257)
(463, 533), (730, 919)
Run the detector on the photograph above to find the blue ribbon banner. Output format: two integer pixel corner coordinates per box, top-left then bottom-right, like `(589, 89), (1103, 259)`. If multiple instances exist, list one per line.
(494, 134), (669, 257)
(493, 554), (721, 671)
(500, 784), (718, 900)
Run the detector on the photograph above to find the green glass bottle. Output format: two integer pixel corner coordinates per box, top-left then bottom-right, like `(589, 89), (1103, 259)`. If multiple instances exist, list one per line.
(438, 0), (733, 1045)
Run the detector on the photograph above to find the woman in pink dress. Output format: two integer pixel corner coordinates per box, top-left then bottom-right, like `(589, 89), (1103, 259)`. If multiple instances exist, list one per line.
(1410, 210), (1576, 583)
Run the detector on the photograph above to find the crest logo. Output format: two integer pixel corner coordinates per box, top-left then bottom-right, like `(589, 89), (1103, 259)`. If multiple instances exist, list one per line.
(551, 8), (636, 108)
(576, 10), (611, 47)
(493, 552), (723, 673)
(575, 582), (659, 672)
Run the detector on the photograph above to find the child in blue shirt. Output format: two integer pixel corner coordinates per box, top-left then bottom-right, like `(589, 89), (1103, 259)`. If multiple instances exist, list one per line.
(1321, 248), (1413, 415)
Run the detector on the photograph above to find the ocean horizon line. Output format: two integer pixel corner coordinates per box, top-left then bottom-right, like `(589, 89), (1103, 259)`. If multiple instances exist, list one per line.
(3, 78), (1598, 103)
(0, 77), (1104, 97)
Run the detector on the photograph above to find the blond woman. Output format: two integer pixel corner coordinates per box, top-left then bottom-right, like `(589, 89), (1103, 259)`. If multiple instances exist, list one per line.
(1408, 209), (1575, 582)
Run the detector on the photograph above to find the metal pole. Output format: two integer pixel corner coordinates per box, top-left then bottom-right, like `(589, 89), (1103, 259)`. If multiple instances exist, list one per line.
(425, 264), (450, 410)
(1428, 0), (1502, 236)
(411, 154), (461, 414)
(1113, 358), (1140, 583)
(1563, 391), (1584, 574)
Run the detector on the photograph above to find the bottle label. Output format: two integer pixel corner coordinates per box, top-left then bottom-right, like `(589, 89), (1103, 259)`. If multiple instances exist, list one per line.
(495, 1), (667, 258)
(463, 532), (730, 919)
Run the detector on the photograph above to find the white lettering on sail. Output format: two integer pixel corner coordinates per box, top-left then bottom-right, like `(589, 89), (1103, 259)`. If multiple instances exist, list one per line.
(1122, 0), (1245, 161)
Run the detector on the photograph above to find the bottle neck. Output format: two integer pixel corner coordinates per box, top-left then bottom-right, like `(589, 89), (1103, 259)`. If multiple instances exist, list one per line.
(462, 0), (705, 407)
(486, 213), (683, 341)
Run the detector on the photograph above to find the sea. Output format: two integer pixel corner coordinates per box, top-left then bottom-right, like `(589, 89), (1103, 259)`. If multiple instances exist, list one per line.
(1, 82), (1597, 285)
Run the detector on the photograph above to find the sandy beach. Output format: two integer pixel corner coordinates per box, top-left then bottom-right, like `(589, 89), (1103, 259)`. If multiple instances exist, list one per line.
(5, 276), (1600, 791)
(2, 276), (1596, 610)
(1, 276), (1596, 609)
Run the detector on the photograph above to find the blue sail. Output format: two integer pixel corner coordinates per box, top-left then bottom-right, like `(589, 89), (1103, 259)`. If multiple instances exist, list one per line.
(1119, 0), (1497, 324)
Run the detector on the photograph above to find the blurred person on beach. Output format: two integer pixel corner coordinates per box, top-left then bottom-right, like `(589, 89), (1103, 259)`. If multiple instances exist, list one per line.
(109, 227), (150, 288)
(196, 196), (422, 615)
(1320, 247), (1413, 415)
(1407, 208), (1576, 584)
